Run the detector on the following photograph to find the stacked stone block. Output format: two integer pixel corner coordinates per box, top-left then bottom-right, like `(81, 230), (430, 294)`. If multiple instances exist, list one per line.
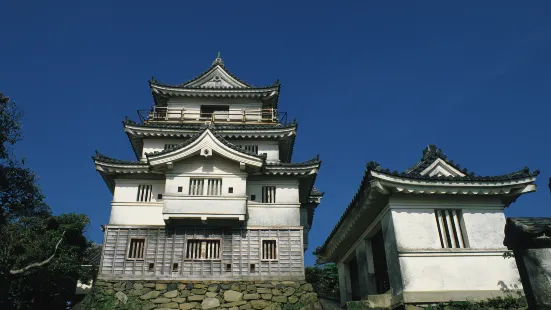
(91, 280), (321, 310)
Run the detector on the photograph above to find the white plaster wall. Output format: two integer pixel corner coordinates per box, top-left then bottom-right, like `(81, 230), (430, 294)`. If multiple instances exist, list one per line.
(462, 210), (506, 248)
(387, 196), (520, 294)
(400, 255), (522, 292)
(142, 138), (185, 158)
(247, 205), (300, 226)
(389, 197), (507, 250)
(247, 180), (299, 204)
(109, 203), (164, 225)
(163, 196), (246, 216)
(246, 178), (300, 226)
(392, 209), (448, 250)
(113, 180), (165, 203)
(166, 155), (247, 196)
(229, 140), (280, 162)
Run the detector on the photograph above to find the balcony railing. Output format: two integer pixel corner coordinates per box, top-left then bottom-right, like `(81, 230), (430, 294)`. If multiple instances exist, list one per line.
(137, 107), (287, 124)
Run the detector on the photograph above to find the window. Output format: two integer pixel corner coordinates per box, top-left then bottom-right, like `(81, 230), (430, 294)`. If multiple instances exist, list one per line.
(189, 178), (222, 196)
(148, 262), (154, 271)
(262, 239), (277, 260)
(177, 186), (183, 193)
(186, 239), (221, 260)
(435, 210), (467, 248)
(157, 194), (163, 200)
(262, 186), (276, 203)
(250, 264), (256, 273)
(237, 145), (259, 154)
(228, 187), (234, 194)
(172, 263), (179, 272)
(136, 185), (153, 202)
(164, 144), (178, 150)
(226, 263), (232, 272)
(200, 105), (229, 119)
(127, 238), (145, 260)
(250, 194), (256, 201)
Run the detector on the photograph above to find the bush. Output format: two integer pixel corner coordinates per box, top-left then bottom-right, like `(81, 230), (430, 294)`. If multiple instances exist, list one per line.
(305, 263), (340, 299)
(424, 293), (527, 309)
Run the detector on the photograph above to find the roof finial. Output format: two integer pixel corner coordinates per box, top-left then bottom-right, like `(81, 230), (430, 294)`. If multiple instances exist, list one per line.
(212, 52), (224, 66)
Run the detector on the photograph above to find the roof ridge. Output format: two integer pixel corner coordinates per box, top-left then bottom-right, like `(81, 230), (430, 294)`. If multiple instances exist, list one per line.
(266, 155), (321, 167)
(405, 144), (473, 177)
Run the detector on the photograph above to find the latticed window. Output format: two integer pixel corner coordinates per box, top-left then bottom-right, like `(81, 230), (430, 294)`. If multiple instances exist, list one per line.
(189, 178), (222, 196)
(262, 186), (276, 203)
(237, 145), (259, 154)
(435, 209), (467, 248)
(127, 238), (145, 260)
(164, 144), (178, 150)
(262, 239), (277, 260)
(136, 185), (152, 202)
(186, 239), (221, 260)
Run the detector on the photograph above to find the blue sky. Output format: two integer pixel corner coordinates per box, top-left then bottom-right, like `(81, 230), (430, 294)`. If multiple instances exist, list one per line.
(1, 1), (550, 266)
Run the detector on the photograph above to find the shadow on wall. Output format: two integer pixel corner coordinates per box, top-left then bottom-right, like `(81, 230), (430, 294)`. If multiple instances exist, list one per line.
(497, 280), (521, 294)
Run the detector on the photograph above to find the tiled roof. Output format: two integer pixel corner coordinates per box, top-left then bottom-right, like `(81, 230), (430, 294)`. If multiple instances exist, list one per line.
(374, 144), (539, 182)
(148, 61), (278, 90)
(506, 218), (551, 239)
(266, 155), (320, 167)
(124, 118), (297, 131)
(92, 151), (147, 166)
(315, 145), (540, 257)
(314, 162), (372, 257)
(145, 124), (267, 159)
(310, 187), (325, 197)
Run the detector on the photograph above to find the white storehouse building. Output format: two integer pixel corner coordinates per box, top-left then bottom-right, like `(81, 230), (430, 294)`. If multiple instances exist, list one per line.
(93, 55), (323, 281)
(315, 145), (538, 308)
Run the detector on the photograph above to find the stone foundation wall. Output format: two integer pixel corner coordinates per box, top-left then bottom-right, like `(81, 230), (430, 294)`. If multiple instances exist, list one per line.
(86, 279), (321, 310)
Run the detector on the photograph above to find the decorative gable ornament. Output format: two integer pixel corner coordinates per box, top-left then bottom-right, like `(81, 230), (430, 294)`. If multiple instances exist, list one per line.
(420, 158), (466, 177)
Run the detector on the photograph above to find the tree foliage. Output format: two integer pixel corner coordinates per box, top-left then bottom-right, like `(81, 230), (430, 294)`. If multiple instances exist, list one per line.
(305, 263), (340, 299)
(0, 93), (93, 310)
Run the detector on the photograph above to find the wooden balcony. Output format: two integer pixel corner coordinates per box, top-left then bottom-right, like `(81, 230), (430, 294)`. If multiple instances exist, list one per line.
(138, 107), (287, 124)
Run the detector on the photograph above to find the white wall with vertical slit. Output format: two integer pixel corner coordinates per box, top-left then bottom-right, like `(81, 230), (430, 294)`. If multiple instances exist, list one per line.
(387, 196), (523, 293)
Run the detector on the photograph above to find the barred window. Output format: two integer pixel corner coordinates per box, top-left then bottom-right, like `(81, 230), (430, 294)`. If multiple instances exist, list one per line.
(186, 239), (221, 260)
(189, 178), (222, 196)
(435, 209), (467, 248)
(127, 238), (145, 260)
(262, 186), (276, 203)
(237, 145), (259, 154)
(262, 239), (277, 260)
(136, 185), (153, 202)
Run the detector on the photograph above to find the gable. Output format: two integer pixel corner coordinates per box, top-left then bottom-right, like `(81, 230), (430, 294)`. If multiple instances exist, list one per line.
(183, 66), (249, 89)
(419, 158), (467, 177)
(172, 154), (242, 175)
(146, 128), (264, 168)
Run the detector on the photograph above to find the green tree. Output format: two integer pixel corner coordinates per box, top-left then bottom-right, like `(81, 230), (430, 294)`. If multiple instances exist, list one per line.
(0, 93), (93, 310)
(305, 263), (339, 299)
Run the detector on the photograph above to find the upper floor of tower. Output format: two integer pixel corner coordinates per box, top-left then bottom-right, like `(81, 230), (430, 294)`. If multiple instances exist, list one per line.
(143, 53), (282, 125)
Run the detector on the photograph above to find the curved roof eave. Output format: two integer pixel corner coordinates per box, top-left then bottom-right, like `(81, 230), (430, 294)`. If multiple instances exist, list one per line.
(315, 146), (540, 261)
(145, 126), (266, 167)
